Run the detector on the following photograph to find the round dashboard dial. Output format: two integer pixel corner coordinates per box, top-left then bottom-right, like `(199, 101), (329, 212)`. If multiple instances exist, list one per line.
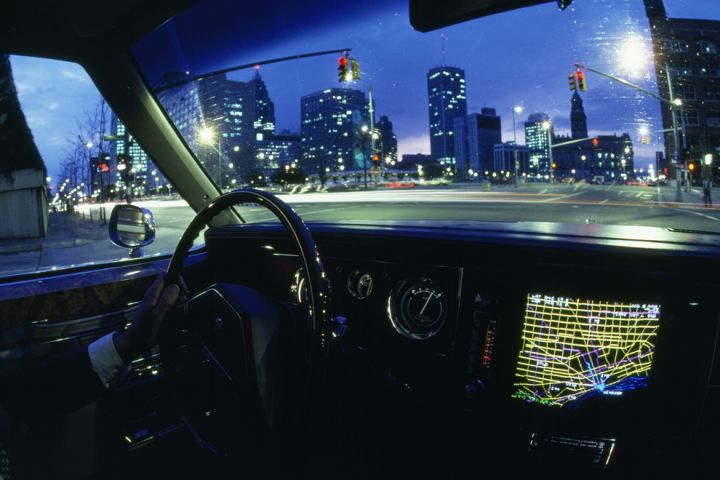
(388, 278), (448, 340)
(347, 270), (374, 299)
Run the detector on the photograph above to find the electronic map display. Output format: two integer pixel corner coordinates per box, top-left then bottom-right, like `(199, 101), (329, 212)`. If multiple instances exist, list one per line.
(512, 294), (660, 408)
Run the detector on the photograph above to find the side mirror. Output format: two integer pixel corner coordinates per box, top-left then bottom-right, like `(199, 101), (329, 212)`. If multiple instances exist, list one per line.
(109, 204), (155, 258)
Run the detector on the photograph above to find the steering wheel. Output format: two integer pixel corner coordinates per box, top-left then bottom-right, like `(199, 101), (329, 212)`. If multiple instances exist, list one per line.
(160, 188), (332, 458)
(166, 188), (330, 337)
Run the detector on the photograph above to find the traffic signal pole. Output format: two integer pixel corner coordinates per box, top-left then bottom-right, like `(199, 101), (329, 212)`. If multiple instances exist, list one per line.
(368, 87), (376, 189)
(665, 64), (684, 198)
(512, 107), (519, 187)
(575, 62), (685, 202)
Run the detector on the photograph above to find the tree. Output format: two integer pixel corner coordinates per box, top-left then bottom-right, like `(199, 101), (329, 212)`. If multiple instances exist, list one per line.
(423, 162), (444, 180)
(57, 100), (112, 205)
(271, 167), (308, 185)
(246, 169), (268, 187)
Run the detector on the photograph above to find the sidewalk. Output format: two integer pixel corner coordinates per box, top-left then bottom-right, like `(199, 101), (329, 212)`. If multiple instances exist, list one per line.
(656, 185), (715, 208)
(0, 212), (108, 254)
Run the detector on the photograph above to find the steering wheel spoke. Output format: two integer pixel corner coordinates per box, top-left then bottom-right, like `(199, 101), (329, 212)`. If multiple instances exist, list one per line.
(159, 189), (331, 456)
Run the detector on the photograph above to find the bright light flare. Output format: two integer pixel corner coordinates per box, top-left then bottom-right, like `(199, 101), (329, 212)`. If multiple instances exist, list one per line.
(197, 126), (216, 145)
(616, 35), (649, 79)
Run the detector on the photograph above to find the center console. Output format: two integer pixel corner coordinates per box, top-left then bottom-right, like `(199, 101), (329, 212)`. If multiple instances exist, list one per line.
(456, 266), (719, 473)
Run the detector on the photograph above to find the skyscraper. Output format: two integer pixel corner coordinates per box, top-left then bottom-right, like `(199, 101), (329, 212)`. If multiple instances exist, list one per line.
(110, 116), (156, 194)
(644, 0), (720, 167)
(453, 116), (468, 171)
(300, 88), (370, 176)
(377, 115), (398, 163)
(255, 132), (301, 172)
(196, 74), (255, 161)
(454, 108), (502, 173)
(427, 66), (467, 166)
(570, 92), (588, 139)
(525, 113), (552, 175)
(249, 68), (276, 141)
(470, 108), (502, 173)
(156, 71), (257, 185)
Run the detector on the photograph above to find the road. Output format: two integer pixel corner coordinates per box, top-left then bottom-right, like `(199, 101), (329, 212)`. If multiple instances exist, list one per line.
(1, 183), (718, 277)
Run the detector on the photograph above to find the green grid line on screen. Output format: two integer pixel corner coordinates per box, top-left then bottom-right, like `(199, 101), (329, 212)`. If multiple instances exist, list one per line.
(512, 294), (660, 408)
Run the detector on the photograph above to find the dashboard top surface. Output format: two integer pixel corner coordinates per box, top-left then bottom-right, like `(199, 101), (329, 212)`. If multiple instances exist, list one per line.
(210, 219), (720, 255)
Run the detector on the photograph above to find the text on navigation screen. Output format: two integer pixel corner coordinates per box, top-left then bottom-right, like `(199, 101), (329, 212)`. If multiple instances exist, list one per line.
(512, 294), (661, 408)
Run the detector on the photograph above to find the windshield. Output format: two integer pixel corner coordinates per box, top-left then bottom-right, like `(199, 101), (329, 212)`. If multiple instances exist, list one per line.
(133, 0), (720, 234)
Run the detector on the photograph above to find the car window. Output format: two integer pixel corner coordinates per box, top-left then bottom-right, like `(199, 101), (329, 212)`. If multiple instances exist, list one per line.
(132, 0), (720, 237)
(0, 55), (194, 277)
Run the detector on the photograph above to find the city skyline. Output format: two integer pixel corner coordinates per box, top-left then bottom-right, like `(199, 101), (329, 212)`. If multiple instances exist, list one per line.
(8, 0), (719, 187)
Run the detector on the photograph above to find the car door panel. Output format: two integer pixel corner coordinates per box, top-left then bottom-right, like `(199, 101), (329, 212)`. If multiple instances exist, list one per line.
(0, 252), (209, 479)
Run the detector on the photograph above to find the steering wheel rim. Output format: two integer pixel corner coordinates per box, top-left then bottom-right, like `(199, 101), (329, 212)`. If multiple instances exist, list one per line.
(166, 188), (331, 347)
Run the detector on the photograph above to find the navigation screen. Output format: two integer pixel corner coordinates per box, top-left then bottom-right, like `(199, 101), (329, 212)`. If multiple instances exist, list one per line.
(512, 293), (660, 408)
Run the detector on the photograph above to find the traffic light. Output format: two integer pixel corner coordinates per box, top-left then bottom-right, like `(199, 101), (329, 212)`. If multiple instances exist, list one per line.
(338, 54), (348, 83)
(551, 162), (557, 170)
(351, 59), (360, 80)
(592, 137), (600, 148)
(641, 135), (650, 145)
(372, 153), (380, 165)
(117, 154), (134, 182)
(688, 162), (696, 172)
(568, 72), (577, 91)
(576, 68), (587, 91)
(96, 154), (110, 173)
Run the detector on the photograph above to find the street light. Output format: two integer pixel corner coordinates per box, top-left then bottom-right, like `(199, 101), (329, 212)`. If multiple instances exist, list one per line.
(616, 34), (649, 79)
(197, 126), (216, 145)
(512, 105), (523, 187)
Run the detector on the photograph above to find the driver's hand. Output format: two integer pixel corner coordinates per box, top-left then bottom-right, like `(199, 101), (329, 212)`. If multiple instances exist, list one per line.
(114, 275), (180, 362)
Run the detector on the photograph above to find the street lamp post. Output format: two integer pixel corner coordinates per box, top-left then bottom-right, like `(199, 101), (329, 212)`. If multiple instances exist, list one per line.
(512, 105), (523, 187)
(198, 125), (223, 188)
(232, 145), (241, 187)
(218, 136), (223, 190)
(664, 65), (688, 196)
(361, 124), (369, 189)
(542, 120), (554, 184)
(703, 154), (713, 202)
(84, 140), (94, 200)
(368, 88), (377, 182)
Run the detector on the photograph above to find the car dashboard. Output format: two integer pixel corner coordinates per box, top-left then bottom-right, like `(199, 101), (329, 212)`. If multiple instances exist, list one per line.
(203, 220), (720, 476)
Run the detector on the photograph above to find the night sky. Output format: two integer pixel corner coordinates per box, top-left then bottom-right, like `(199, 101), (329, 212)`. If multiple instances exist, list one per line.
(9, 0), (720, 187)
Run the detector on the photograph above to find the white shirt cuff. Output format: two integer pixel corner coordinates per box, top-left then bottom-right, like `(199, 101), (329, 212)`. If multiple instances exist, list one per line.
(88, 333), (125, 388)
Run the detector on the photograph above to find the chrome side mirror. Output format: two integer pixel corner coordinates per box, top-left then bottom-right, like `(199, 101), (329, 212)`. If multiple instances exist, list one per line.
(109, 204), (155, 258)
